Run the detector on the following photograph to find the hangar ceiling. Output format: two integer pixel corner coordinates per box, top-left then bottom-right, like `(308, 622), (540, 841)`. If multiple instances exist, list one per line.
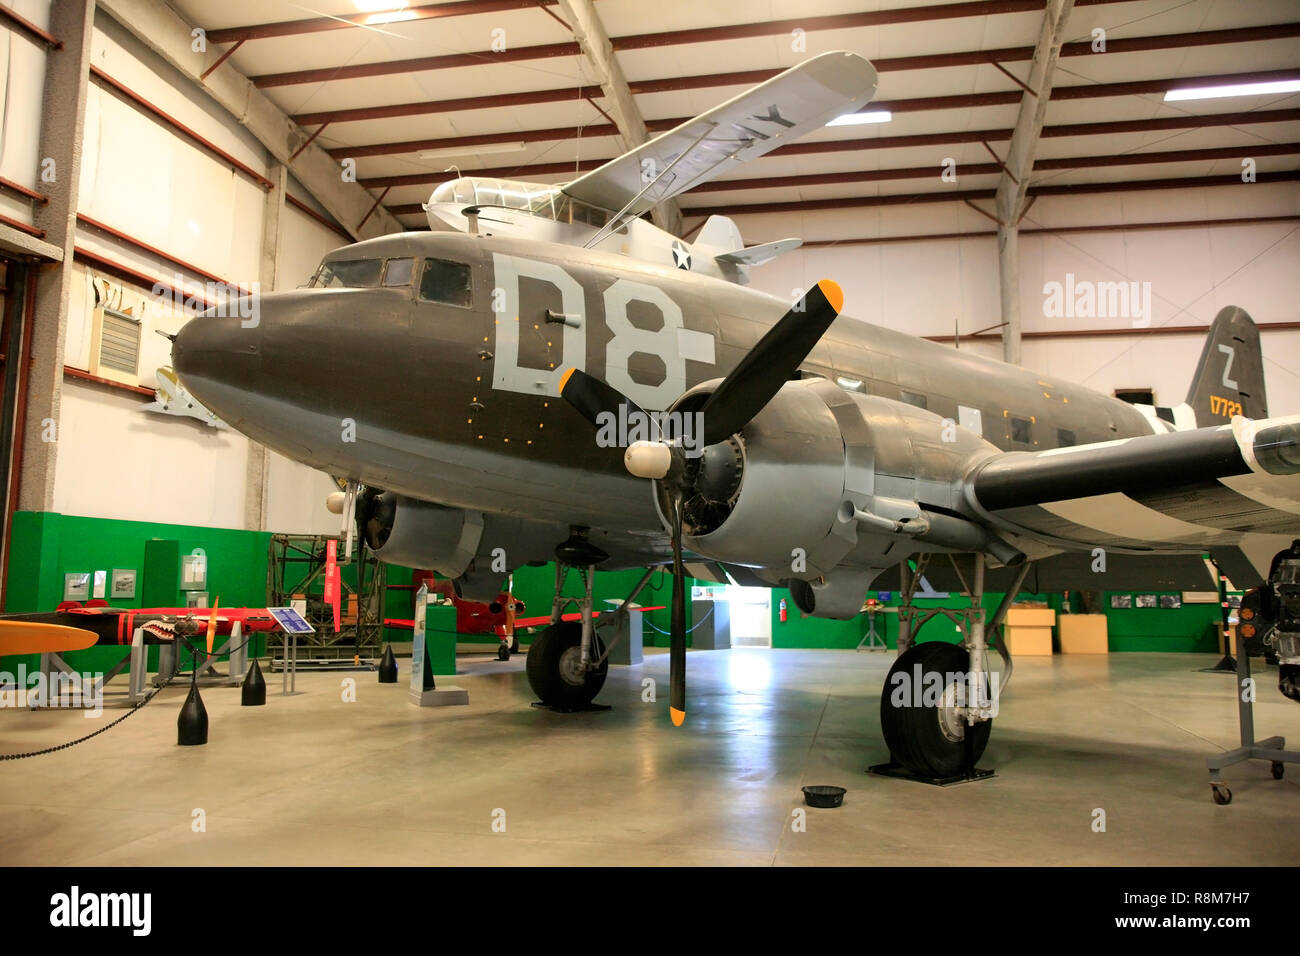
(165, 0), (1300, 238)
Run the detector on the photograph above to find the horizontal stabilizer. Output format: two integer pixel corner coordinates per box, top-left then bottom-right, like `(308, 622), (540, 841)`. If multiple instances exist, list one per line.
(715, 238), (802, 267)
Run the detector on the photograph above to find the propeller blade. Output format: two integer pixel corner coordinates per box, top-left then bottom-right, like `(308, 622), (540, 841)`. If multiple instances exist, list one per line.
(698, 278), (844, 446)
(559, 367), (645, 429)
(206, 598), (220, 656)
(0, 621), (98, 656)
(669, 493), (687, 726)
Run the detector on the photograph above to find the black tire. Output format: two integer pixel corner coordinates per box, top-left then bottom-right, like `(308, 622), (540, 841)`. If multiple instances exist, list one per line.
(525, 621), (607, 709)
(1212, 784), (1232, 805)
(880, 640), (992, 778)
(496, 643), (511, 661)
(1272, 761), (1285, 780)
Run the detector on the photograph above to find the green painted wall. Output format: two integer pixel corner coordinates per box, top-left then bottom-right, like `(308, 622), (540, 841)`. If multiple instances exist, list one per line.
(0, 513), (688, 680)
(3, 513), (1224, 677)
(3, 511), (273, 677)
(765, 585), (1221, 653)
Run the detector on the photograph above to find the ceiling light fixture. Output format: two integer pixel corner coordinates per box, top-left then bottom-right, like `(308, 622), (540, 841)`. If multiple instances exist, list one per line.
(1164, 79), (1300, 102)
(826, 110), (893, 127)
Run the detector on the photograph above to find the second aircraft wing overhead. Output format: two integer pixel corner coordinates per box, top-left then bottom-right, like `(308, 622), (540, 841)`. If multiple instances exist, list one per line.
(562, 51), (879, 218)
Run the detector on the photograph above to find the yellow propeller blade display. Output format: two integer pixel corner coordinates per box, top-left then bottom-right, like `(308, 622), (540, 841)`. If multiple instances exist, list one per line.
(0, 621), (99, 656)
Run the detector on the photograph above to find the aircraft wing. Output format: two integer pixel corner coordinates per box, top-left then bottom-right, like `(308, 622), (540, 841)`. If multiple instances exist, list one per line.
(962, 415), (1300, 582)
(562, 51), (878, 217)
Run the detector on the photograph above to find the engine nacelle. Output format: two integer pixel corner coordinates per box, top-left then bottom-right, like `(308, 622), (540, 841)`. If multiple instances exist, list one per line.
(663, 379), (1001, 616)
(362, 492), (484, 578)
(789, 567), (880, 619)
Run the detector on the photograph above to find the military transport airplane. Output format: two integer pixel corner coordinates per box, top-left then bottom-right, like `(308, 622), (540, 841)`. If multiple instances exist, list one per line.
(168, 52), (1300, 780)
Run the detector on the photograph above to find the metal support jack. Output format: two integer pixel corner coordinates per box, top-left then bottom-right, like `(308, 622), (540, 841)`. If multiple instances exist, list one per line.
(1205, 627), (1300, 805)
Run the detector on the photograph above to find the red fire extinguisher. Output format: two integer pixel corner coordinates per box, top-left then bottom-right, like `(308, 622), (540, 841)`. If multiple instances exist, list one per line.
(779, 598), (787, 623)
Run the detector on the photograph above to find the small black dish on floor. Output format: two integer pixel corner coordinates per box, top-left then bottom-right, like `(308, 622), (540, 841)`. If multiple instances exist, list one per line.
(802, 785), (846, 808)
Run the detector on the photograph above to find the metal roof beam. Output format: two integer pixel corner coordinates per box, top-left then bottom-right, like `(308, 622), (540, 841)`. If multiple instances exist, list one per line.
(252, 12), (1292, 89)
(367, 142), (1300, 193)
(996, 0), (1074, 365)
(290, 24), (1300, 126)
(250, 0), (1137, 87)
(332, 99), (1300, 161)
(222, 0), (1136, 50)
(97, 0), (403, 241)
(676, 171), (1300, 218)
(206, 0), (552, 44)
(555, 0), (682, 234)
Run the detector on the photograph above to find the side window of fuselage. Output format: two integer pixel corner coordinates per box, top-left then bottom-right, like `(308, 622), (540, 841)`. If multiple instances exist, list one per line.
(383, 257), (415, 287)
(419, 258), (473, 308)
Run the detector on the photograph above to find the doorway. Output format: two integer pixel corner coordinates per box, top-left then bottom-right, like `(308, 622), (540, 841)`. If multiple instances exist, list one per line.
(724, 585), (772, 647)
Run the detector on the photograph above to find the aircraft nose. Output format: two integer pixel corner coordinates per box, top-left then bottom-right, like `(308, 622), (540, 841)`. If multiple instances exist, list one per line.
(172, 309), (264, 412)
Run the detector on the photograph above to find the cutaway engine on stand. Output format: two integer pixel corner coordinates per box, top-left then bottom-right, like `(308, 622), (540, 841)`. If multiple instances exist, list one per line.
(1241, 539), (1300, 702)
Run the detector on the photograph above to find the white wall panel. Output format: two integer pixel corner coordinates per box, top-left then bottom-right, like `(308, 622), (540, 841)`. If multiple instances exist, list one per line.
(263, 450), (341, 536)
(747, 185), (1300, 417)
(78, 13), (267, 286)
(52, 380), (248, 527)
(0, 0), (52, 213)
(277, 197), (346, 291)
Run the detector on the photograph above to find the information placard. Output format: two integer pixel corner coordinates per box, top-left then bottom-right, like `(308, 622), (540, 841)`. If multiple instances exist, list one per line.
(267, 607), (315, 634)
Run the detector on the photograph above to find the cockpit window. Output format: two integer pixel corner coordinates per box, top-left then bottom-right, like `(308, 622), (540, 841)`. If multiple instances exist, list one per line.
(312, 258), (382, 289)
(419, 258), (473, 308)
(572, 203), (607, 228)
(383, 257), (415, 287)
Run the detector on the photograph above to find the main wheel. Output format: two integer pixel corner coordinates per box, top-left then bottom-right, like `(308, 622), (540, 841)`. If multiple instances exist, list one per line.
(880, 641), (992, 778)
(525, 620), (607, 709)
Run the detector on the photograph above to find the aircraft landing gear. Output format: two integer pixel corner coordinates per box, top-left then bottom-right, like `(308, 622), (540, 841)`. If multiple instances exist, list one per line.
(871, 553), (1032, 785)
(526, 531), (657, 712)
(526, 619), (608, 710)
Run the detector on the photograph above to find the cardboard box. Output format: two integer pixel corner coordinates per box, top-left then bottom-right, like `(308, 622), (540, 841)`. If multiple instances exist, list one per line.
(1060, 614), (1108, 654)
(1006, 607), (1056, 627)
(1006, 625), (1054, 656)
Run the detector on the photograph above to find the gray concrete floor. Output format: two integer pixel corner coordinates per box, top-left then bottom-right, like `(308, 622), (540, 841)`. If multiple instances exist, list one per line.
(1, 647), (1297, 865)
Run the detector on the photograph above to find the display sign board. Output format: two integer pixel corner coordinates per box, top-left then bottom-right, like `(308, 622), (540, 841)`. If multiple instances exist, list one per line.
(181, 553), (208, 591)
(267, 607), (315, 634)
(409, 583), (428, 695)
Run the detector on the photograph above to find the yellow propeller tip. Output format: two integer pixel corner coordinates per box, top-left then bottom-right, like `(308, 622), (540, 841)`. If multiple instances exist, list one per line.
(670, 707), (686, 727)
(816, 279), (844, 314)
(558, 367), (576, 393)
